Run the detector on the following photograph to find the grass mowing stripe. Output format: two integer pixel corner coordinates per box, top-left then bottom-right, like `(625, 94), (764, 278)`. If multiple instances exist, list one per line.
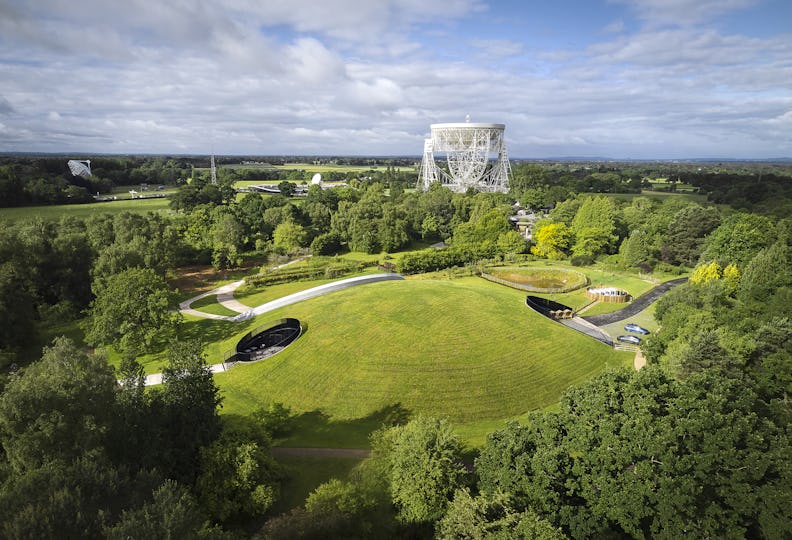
(216, 277), (630, 444)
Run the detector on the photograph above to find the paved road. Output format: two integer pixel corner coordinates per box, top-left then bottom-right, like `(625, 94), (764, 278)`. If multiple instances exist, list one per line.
(583, 277), (687, 326)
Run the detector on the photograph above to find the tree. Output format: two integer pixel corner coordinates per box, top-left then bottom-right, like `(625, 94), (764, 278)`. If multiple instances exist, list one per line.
(0, 260), (37, 354)
(661, 204), (720, 266)
(278, 181), (297, 197)
(0, 452), (125, 539)
(437, 489), (567, 540)
(273, 221), (308, 254)
(378, 203), (409, 252)
(310, 231), (343, 255)
(453, 207), (511, 247)
(86, 267), (181, 353)
(0, 337), (117, 472)
(476, 367), (792, 539)
(531, 222), (572, 260)
(497, 230), (527, 255)
(195, 422), (280, 523)
(159, 339), (223, 484)
(570, 196), (618, 258)
(619, 229), (651, 269)
(211, 212), (244, 269)
(700, 212), (774, 267)
(690, 261), (722, 285)
(372, 416), (467, 524)
(738, 241), (792, 305)
(106, 480), (230, 540)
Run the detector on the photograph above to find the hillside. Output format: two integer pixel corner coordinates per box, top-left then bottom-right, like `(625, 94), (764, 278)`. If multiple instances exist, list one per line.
(216, 277), (631, 425)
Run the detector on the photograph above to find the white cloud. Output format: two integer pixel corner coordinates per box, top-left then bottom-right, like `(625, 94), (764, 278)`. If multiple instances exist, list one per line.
(469, 39), (524, 59)
(611, 0), (758, 26)
(0, 0), (788, 158)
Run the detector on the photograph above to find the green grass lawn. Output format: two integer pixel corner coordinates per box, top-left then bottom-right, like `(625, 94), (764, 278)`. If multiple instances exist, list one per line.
(189, 295), (240, 317)
(0, 197), (171, 221)
(599, 303), (659, 341)
(270, 455), (364, 515)
(527, 268), (658, 315)
(214, 277), (632, 445)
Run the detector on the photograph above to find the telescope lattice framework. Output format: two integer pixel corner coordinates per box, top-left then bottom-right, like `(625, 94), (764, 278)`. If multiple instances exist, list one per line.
(67, 159), (91, 177)
(419, 122), (511, 193)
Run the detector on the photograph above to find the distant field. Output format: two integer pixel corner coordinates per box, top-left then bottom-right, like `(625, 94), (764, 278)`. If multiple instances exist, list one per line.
(0, 197), (172, 221)
(271, 162), (415, 173)
(214, 277), (631, 443)
(607, 189), (708, 204)
(200, 162), (416, 174)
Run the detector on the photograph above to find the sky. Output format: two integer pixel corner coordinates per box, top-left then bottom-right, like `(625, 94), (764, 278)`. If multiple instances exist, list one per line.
(0, 0), (790, 159)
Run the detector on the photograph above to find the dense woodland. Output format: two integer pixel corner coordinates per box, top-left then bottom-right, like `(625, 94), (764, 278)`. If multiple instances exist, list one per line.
(0, 155), (791, 538)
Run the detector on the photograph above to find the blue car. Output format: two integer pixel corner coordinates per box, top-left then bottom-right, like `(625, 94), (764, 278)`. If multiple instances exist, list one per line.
(617, 335), (641, 345)
(624, 323), (650, 335)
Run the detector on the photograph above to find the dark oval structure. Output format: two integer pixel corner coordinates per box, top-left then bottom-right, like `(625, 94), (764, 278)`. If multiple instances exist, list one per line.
(229, 318), (302, 363)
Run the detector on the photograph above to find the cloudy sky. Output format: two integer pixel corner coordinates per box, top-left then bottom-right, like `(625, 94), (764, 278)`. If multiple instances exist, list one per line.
(0, 0), (790, 158)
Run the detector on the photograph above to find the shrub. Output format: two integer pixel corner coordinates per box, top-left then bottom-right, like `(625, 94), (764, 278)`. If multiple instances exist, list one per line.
(570, 255), (594, 267)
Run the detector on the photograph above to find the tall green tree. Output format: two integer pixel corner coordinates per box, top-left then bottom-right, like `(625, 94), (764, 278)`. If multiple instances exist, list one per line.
(476, 367), (791, 539)
(437, 489), (567, 540)
(86, 267), (181, 353)
(0, 337), (117, 472)
(570, 196), (618, 258)
(106, 480), (229, 540)
(700, 212), (774, 267)
(372, 416), (467, 524)
(661, 204), (720, 266)
(159, 339), (223, 484)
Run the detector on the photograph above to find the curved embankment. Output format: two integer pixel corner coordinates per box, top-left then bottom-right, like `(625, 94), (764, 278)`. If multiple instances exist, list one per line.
(229, 273), (405, 321)
(147, 273), (404, 386)
(180, 273), (404, 321)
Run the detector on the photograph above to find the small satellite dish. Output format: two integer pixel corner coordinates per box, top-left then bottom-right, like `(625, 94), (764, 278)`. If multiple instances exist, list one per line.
(311, 173), (322, 185)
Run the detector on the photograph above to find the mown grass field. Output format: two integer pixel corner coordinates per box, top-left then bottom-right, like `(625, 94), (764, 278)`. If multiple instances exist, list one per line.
(0, 197), (171, 221)
(214, 277), (632, 441)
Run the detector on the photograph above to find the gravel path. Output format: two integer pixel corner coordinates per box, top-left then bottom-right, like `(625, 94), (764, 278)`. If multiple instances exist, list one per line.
(582, 277), (687, 326)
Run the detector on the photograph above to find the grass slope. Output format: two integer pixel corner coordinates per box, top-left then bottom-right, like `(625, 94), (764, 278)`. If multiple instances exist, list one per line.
(216, 277), (630, 428)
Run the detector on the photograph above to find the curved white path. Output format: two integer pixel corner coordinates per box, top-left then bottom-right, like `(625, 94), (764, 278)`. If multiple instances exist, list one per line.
(146, 273), (404, 386)
(180, 273), (404, 321)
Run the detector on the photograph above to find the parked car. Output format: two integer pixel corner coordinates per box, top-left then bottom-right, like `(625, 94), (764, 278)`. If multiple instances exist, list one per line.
(624, 323), (650, 335)
(617, 335), (641, 345)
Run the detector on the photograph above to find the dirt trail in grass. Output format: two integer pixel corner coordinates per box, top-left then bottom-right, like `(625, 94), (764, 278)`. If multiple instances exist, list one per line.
(271, 447), (371, 459)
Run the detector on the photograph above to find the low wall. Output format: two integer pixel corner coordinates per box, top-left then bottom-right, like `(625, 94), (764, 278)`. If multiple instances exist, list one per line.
(481, 269), (588, 294)
(585, 287), (630, 303)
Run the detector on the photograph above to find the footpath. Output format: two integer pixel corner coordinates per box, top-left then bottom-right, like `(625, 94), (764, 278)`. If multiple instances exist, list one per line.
(145, 273), (404, 385)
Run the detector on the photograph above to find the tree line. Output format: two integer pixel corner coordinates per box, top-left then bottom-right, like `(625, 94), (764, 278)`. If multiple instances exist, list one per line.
(1, 158), (791, 537)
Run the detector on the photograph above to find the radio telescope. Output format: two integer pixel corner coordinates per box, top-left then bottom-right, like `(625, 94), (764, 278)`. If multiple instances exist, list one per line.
(67, 159), (91, 177)
(418, 120), (511, 193)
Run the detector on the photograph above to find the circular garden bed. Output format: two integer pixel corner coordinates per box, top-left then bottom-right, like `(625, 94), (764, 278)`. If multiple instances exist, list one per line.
(484, 267), (589, 293)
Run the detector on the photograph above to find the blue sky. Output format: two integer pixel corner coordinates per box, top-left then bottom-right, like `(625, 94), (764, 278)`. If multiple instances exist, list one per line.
(0, 0), (789, 158)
